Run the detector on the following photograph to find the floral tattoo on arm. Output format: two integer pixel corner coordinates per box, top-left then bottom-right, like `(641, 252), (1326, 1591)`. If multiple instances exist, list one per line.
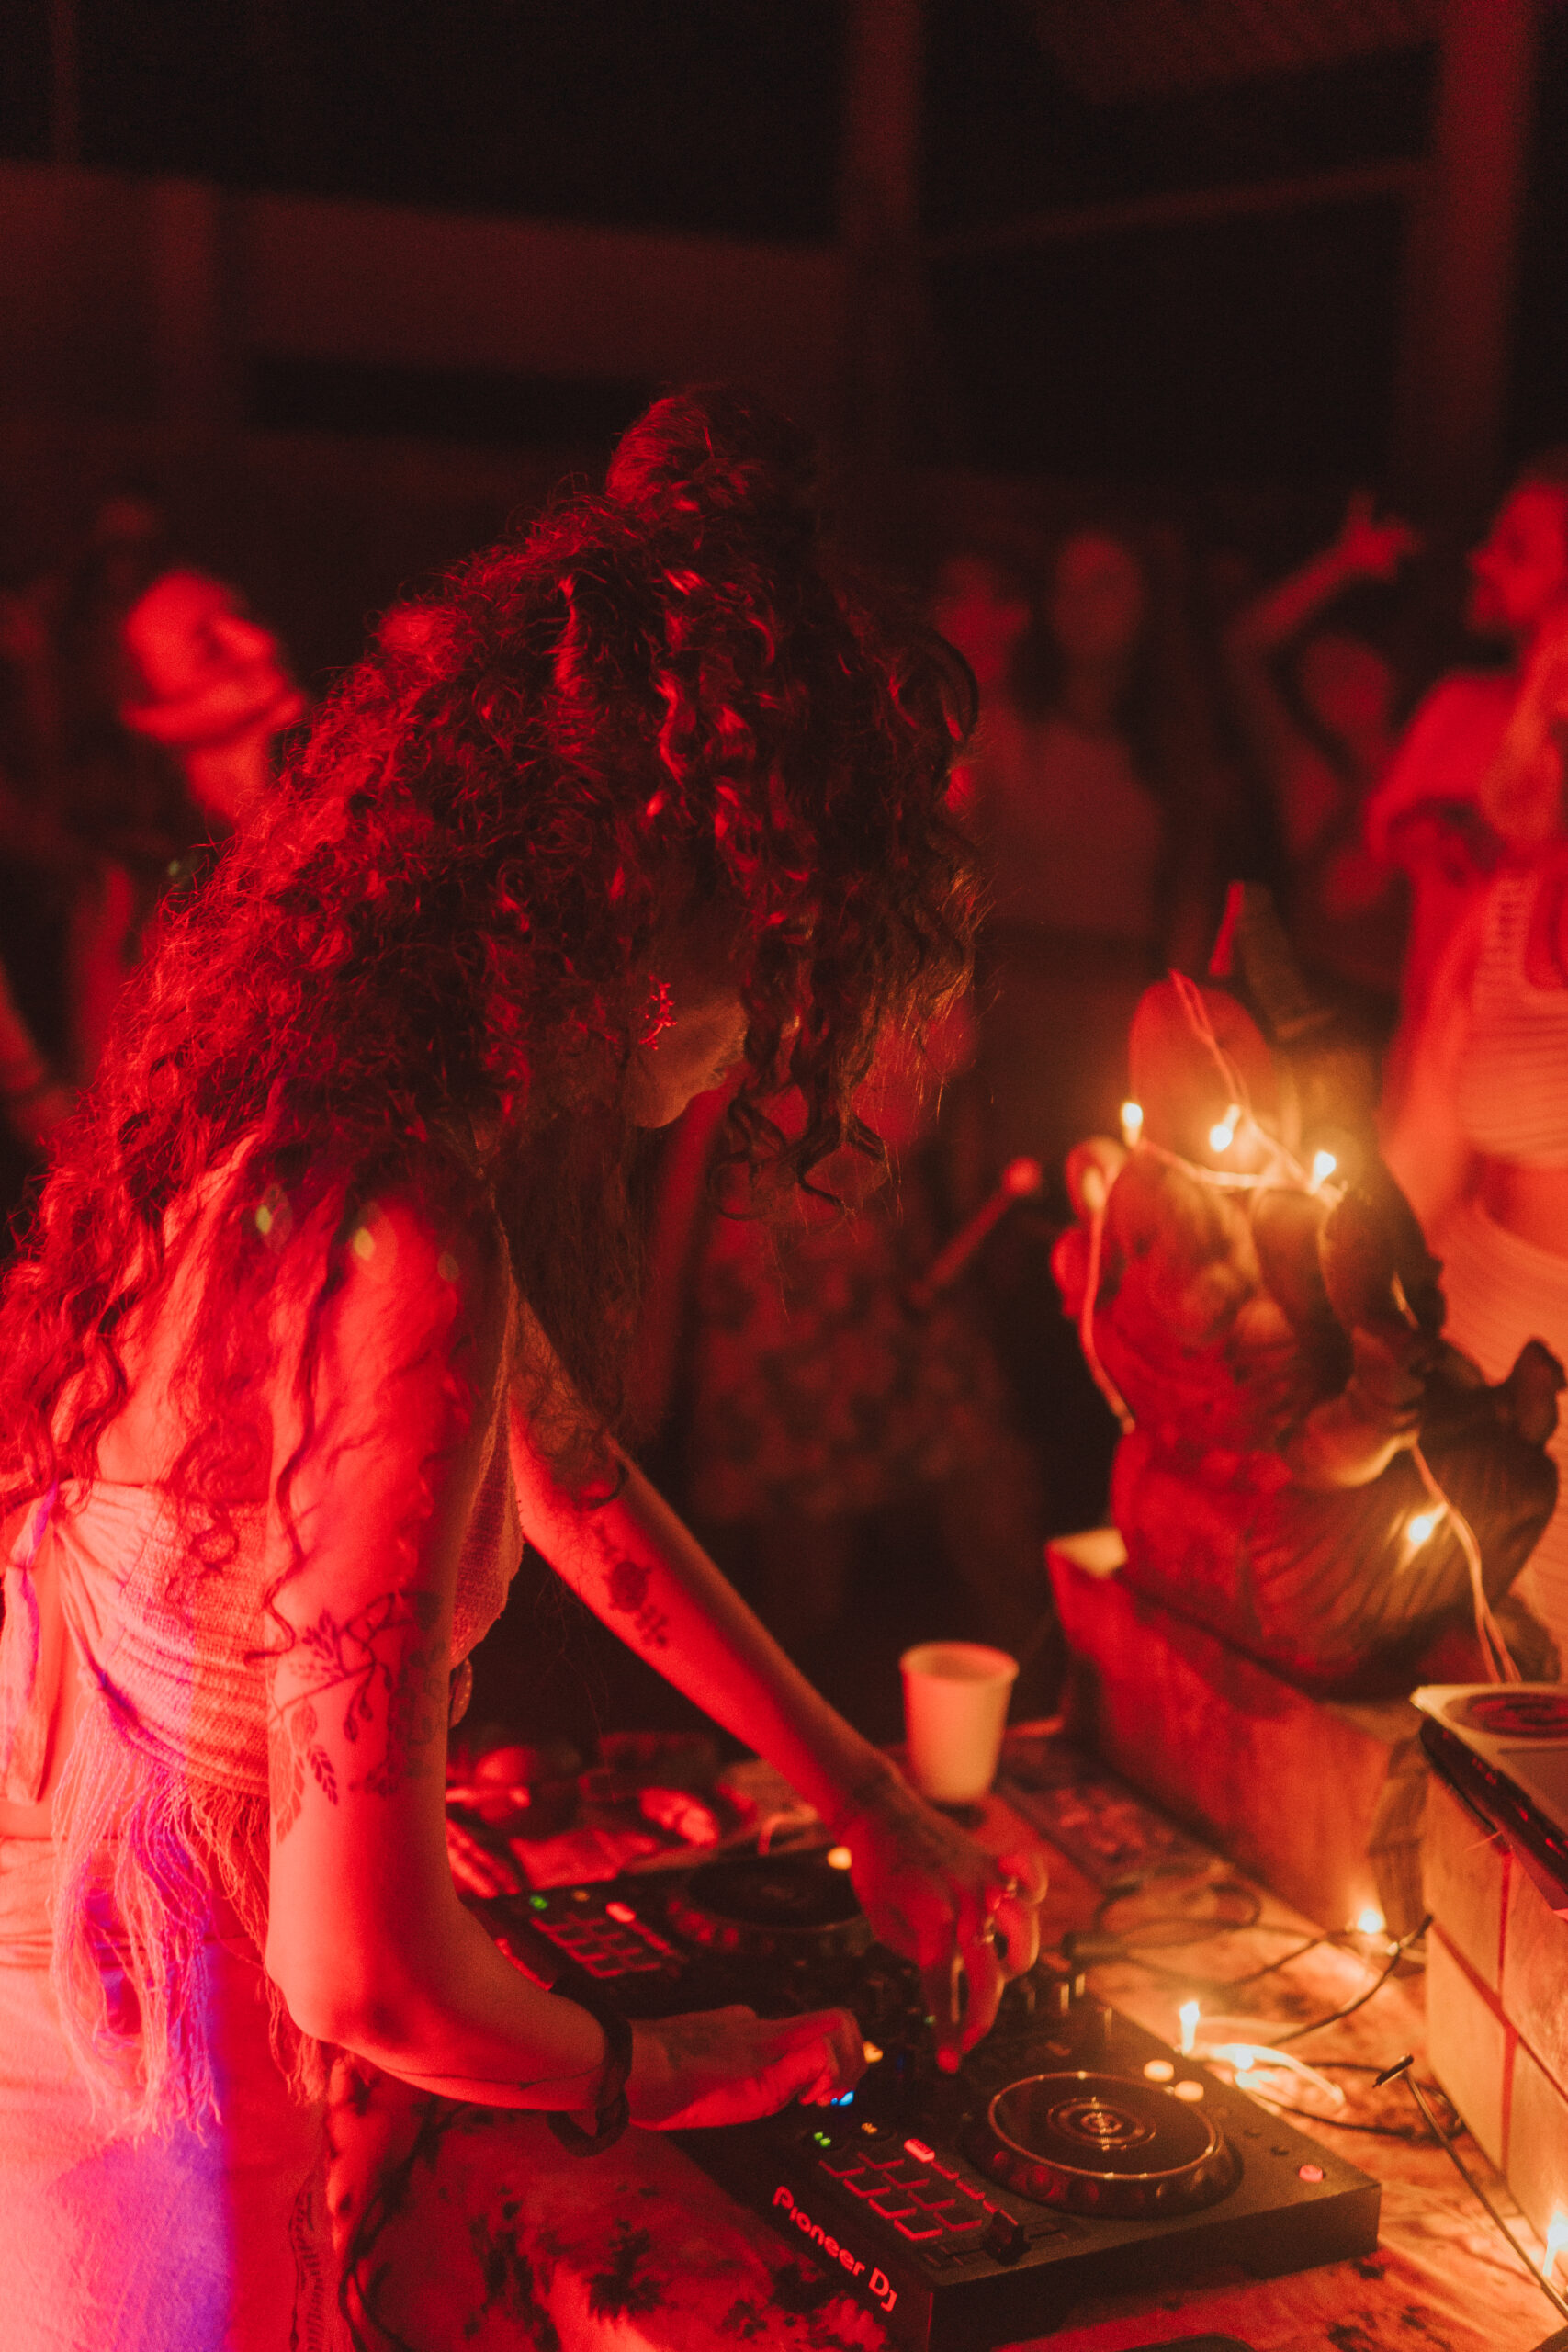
(267, 1587), (446, 1841)
(604, 1556), (671, 1650)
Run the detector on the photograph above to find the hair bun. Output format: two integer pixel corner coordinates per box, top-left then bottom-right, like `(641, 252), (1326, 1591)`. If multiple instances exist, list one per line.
(605, 386), (818, 536)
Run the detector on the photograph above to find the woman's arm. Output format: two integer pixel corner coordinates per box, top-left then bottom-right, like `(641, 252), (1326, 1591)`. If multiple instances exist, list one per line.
(262, 1197), (860, 2125)
(1227, 496), (1417, 662)
(508, 1352), (1046, 2069)
(1224, 497), (1416, 838)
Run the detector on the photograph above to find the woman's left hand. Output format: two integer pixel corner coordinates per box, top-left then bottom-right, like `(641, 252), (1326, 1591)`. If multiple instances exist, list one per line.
(831, 1772), (1047, 2071)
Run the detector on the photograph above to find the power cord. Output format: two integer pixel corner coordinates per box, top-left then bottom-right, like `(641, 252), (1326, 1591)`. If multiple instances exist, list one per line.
(1229, 2059), (1461, 2143)
(1271, 1915), (1429, 2045)
(1072, 1872), (1413, 2002)
(1376, 2054), (1568, 2332)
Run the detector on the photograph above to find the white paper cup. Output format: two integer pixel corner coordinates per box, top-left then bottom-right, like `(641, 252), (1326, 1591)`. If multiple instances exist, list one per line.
(900, 1642), (1019, 1804)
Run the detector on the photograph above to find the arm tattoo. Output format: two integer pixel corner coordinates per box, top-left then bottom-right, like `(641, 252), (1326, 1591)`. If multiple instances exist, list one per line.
(605, 1556), (671, 1650)
(268, 1587), (445, 1840)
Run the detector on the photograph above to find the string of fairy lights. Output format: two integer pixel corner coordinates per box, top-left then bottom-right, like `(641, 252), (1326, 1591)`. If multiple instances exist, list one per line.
(1078, 970), (1518, 1683)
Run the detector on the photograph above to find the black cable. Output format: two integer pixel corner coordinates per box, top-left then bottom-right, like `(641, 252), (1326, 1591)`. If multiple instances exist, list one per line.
(1235, 2056), (1461, 2143)
(1095, 1930), (1335, 1992)
(1092, 1877), (1263, 1939)
(1378, 2056), (1568, 2330)
(1270, 1914), (1429, 2046)
(1088, 1871), (1427, 2004)
(1255, 2101), (1441, 2142)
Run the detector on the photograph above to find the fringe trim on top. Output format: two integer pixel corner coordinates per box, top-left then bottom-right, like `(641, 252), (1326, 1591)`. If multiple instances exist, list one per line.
(47, 1676), (327, 2135)
(0, 1490), (55, 1802)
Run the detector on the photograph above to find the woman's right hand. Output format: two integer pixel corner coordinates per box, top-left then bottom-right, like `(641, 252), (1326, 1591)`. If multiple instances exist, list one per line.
(626, 2004), (864, 2130)
(1334, 492), (1421, 582)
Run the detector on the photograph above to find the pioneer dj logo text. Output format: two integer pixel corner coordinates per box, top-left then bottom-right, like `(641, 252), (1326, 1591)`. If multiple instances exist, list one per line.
(772, 2186), (897, 2312)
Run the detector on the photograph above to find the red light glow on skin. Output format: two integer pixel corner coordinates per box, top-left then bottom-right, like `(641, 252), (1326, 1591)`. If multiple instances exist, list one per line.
(1468, 483), (1568, 646)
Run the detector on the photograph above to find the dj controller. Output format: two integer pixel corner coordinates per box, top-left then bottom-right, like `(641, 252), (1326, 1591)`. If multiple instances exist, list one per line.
(478, 1848), (1378, 2349)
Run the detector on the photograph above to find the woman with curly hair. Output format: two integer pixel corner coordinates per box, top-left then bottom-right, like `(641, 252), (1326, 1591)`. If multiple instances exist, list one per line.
(0, 390), (1045, 2350)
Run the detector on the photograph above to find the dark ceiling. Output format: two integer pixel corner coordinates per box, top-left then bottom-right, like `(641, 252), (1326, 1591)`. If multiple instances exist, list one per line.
(0, 0), (1562, 481)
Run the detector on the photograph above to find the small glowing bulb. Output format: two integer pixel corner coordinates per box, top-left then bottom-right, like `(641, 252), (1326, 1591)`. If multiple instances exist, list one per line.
(1405, 1508), (1442, 1549)
(826, 1845), (853, 1871)
(1310, 1148), (1338, 1190)
(1355, 1905), (1386, 1937)
(1121, 1099), (1145, 1147)
(1208, 1105), (1240, 1154)
(861, 2040), (883, 2065)
(1178, 1999), (1200, 2055)
(1546, 2212), (1568, 2275)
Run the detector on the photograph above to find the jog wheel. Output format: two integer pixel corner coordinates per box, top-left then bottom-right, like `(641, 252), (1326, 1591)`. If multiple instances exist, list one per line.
(968, 2071), (1238, 2217)
(665, 1850), (872, 1962)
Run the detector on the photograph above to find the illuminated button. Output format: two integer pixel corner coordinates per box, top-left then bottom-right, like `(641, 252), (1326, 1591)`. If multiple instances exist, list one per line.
(604, 1901), (637, 1925)
(884, 2162), (930, 2188)
(904, 2137), (936, 2164)
(868, 2192), (918, 2219)
(1143, 2058), (1175, 2082)
(818, 2153), (863, 2177)
(895, 2216), (943, 2241)
(529, 1894), (548, 1911)
(942, 2213), (985, 2235)
(1173, 2079), (1205, 2101)
(841, 2171), (881, 2198)
(1298, 2163), (1325, 2183)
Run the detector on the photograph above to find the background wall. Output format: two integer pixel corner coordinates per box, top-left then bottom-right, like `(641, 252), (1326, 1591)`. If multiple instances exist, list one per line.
(0, 0), (1562, 683)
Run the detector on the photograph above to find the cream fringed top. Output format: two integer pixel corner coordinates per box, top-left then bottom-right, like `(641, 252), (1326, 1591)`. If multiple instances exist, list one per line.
(1454, 869), (1568, 1169)
(0, 1302), (522, 2131)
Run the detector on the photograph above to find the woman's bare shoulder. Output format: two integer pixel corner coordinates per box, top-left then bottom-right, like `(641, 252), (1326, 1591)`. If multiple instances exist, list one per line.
(99, 1158), (510, 1484)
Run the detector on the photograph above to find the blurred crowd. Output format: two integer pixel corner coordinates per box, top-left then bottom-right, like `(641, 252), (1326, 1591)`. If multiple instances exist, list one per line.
(0, 489), (304, 1203)
(6, 450), (1568, 1738)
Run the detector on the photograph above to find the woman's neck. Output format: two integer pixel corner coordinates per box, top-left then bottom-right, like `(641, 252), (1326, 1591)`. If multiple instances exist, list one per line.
(180, 736), (271, 832)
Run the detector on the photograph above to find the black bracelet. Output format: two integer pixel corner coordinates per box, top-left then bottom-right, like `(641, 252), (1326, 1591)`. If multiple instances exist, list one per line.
(546, 1983), (633, 2157)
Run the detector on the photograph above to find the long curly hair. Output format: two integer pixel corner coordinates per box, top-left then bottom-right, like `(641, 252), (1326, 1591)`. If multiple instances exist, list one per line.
(0, 390), (977, 1544)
